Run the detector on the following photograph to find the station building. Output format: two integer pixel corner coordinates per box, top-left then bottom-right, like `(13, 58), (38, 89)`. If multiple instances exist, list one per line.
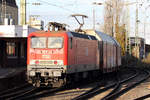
(0, 25), (38, 67)
(0, 0), (40, 68)
(0, 0), (18, 25)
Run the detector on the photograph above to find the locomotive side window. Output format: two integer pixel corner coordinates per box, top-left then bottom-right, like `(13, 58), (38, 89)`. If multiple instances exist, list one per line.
(48, 37), (63, 48)
(31, 37), (46, 48)
(69, 38), (72, 49)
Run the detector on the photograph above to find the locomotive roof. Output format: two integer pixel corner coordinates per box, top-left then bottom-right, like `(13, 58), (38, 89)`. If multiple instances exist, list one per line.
(29, 31), (97, 40)
(70, 32), (97, 40)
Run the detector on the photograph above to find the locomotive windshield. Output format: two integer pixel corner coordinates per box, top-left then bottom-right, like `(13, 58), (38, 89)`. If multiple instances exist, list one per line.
(48, 37), (63, 48)
(31, 37), (46, 48)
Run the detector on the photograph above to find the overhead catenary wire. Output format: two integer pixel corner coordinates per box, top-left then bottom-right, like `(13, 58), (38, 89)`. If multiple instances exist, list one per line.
(37, 0), (76, 13)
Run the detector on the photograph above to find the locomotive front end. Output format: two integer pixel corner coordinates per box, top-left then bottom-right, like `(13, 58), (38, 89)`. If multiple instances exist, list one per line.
(27, 32), (68, 87)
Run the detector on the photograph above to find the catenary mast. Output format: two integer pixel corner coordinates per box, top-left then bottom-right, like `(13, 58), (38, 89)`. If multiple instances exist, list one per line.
(20, 0), (26, 25)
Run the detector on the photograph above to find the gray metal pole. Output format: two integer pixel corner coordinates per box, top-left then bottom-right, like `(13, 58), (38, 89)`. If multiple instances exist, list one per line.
(144, 11), (146, 58)
(93, 8), (95, 30)
(135, 0), (138, 58)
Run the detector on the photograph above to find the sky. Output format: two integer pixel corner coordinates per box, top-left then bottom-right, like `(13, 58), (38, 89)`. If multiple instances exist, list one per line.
(16, 0), (104, 30)
(16, 0), (150, 44)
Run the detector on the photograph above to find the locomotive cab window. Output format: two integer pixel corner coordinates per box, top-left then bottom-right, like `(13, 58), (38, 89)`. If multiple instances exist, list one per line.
(31, 37), (46, 48)
(48, 37), (63, 48)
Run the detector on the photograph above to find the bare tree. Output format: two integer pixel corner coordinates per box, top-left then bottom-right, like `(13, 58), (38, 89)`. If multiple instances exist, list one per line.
(104, 0), (127, 55)
(104, 0), (125, 37)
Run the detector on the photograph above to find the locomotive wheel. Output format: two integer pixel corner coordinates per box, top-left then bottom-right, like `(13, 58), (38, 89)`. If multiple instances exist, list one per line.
(52, 79), (64, 87)
(35, 80), (41, 87)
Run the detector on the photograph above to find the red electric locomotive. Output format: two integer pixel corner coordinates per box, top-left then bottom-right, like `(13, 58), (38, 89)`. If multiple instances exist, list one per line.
(27, 30), (121, 87)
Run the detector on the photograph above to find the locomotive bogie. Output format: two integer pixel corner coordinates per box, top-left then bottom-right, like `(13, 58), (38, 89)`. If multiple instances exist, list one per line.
(27, 66), (66, 87)
(29, 76), (66, 87)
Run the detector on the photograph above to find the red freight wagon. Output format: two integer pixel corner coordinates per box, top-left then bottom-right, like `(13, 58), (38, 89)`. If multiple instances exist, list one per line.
(85, 30), (121, 73)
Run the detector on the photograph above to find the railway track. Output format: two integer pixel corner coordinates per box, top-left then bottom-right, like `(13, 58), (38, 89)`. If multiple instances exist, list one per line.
(106, 69), (150, 100)
(133, 68), (150, 100)
(19, 87), (65, 100)
(1, 67), (149, 100)
(36, 67), (140, 100)
(72, 68), (138, 100)
(0, 79), (100, 100)
(21, 78), (102, 99)
(0, 83), (29, 96)
(7, 87), (37, 100)
(21, 77), (103, 100)
(134, 93), (150, 100)
(0, 83), (37, 100)
(100, 67), (139, 100)
(0, 84), (65, 100)
(72, 68), (150, 100)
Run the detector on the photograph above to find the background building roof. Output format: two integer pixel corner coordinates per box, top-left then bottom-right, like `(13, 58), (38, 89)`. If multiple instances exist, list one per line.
(0, 0), (17, 8)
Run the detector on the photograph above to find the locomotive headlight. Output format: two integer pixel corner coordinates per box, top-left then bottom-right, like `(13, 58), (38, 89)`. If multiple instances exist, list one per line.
(30, 60), (39, 65)
(54, 61), (58, 65)
(53, 60), (63, 65)
(58, 60), (63, 65)
(30, 60), (35, 65)
(30, 71), (35, 76)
